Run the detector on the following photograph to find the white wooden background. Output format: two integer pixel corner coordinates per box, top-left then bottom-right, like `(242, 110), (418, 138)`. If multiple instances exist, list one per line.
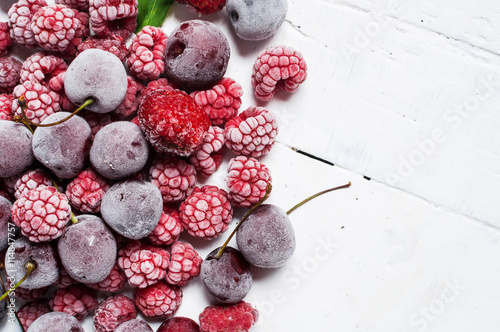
(2, 0), (500, 331)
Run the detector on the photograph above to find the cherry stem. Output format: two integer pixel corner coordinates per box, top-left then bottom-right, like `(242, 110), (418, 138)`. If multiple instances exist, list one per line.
(0, 261), (36, 302)
(214, 183), (273, 260)
(286, 182), (351, 215)
(0, 271), (25, 332)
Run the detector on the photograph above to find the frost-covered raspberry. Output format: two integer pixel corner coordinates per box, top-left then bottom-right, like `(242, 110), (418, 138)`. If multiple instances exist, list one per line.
(118, 241), (170, 289)
(0, 22), (12, 56)
(140, 78), (175, 100)
(87, 262), (127, 292)
(226, 156), (272, 207)
(147, 205), (183, 246)
(135, 281), (182, 319)
(89, 0), (138, 39)
(179, 185), (233, 239)
(199, 301), (258, 332)
(128, 25), (167, 81)
(11, 185), (71, 242)
(224, 106), (278, 158)
(12, 80), (61, 124)
(82, 110), (115, 139)
(0, 57), (22, 93)
(20, 52), (67, 88)
(93, 295), (137, 332)
(49, 285), (99, 321)
(191, 77), (242, 126)
(11, 285), (49, 300)
(175, 0), (226, 15)
(8, 0), (48, 48)
(57, 266), (79, 288)
(18, 300), (51, 331)
(0, 93), (14, 120)
(251, 46), (307, 101)
(65, 167), (110, 213)
(189, 125), (224, 177)
(113, 76), (143, 118)
(14, 168), (52, 199)
(31, 4), (82, 52)
(65, 8), (90, 57)
(77, 35), (129, 62)
(56, 0), (89, 11)
(166, 241), (203, 286)
(149, 156), (197, 203)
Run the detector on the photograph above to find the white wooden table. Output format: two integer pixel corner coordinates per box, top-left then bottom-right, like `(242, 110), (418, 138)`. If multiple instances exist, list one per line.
(2, 0), (500, 331)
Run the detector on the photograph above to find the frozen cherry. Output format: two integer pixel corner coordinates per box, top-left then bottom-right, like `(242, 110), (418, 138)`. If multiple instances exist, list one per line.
(0, 195), (13, 251)
(0, 120), (34, 178)
(26, 312), (84, 332)
(115, 319), (154, 332)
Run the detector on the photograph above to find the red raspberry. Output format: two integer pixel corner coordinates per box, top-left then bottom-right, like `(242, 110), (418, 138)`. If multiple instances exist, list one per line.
(113, 75), (143, 118)
(0, 22), (13, 56)
(77, 35), (129, 62)
(49, 284), (99, 321)
(56, 266), (79, 288)
(189, 125), (224, 177)
(89, 0), (138, 39)
(179, 185), (233, 239)
(14, 168), (52, 199)
(251, 46), (307, 101)
(65, 167), (110, 213)
(226, 156), (272, 207)
(224, 106), (278, 158)
(56, 0), (89, 11)
(135, 280), (182, 319)
(12, 80), (61, 124)
(0, 93), (14, 120)
(149, 156), (197, 203)
(166, 241), (203, 286)
(199, 301), (259, 332)
(82, 110), (115, 138)
(30, 4), (82, 52)
(128, 25), (168, 81)
(64, 8), (90, 57)
(11, 285), (49, 300)
(191, 77), (243, 126)
(117, 240), (170, 289)
(0, 57), (22, 93)
(20, 52), (67, 87)
(157, 317), (200, 332)
(175, 0), (226, 15)
(147, 205), (183, 246)
(138, 89), (211, 156)
(93, 294), (137, 332)
(140, 78), (176, 100)
(8, 0), (48, 48)
(18, 300), (51, 331)
(87, 262), (127, 292)
(11, 185), (71, 242)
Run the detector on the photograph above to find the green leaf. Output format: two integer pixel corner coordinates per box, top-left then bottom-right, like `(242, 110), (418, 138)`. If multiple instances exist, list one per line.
(135, 0), (174, 33)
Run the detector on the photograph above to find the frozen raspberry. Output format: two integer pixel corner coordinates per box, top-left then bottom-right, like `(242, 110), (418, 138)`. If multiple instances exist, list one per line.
(49, 285), (99, 321)
(140, 78), (175, 100)
(11, 285), (49, 300)
(12, 80), (61, 124)
(166, 241), (203, 286)
(89, 0), (138, 39)
(191, 77), (243, 126)
(56, 0), (89, 11)
(226, 156), (272, 207)
(175, 0), (226, 15)
(251, 46), (307, 101)
(138, 89), (211, 156)
(14, 168), (52, 199)
(56, 266), (79, 288)
(224, 106), (278, 158)
(82, 110), (115, 139)
(1, 175), (18, 197)
(93, 294), (137, 332)
(11, 185), (72, 242)
(18, 300), (51, 330)
(20, 52), (67, 88)
(0, 22), (12, 56)
(147, 205), (183, 246)
(0, 93), (14, 120)
(113, 76), (143, 118)
(199, 301), (258, 332)
(0, 57), (22, 93)
(157, 317), (200, 332)
(149, 156), (197, 203)
(189, 125), (224, 177)
(78, 35), (129, 62)
(8, 0), (48, 48)
(87, 262), (127, 292)
(30, 4), (81, 52)
(128, 26), (167, 81)
(179, 185), (233, 239)
(118, 240), (170, 289)
(64, 8), (90, 57)
(65, 167), (110, 213)
(135, 280), (182, 319)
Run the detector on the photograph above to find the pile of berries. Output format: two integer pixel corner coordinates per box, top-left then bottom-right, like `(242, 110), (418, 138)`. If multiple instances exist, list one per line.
(0, 0), (308, 331)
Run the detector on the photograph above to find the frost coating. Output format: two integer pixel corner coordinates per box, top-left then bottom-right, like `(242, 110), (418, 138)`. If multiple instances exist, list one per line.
(26, 312), (84, 332)
(0, 120), (34, 178)
(0, 196), (12, 251)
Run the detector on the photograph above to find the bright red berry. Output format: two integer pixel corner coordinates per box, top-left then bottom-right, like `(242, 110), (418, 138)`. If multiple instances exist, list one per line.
(0, 57), (22, 93)
(0, 22), (12, 56)
(147, 205), (183, 246)
(128, 25), (168, 81)
(199, 301), (259, 332)
(8, 0), (48, 48)
(93, 294), (137, 332)
(14, 168), (52, 199)
(0, 93), (14, 120)
(49, 285), (99, 321)
(65, 167), (110, 213)
(166, 241), (203, 286)
(20, 52), (67, 87)
(175, 0), (226, 15)
(12, 80), (61, 124)
(89, 0), (138, 39)
(135, 280), (182, 319)
(189, 125), (225, 177)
